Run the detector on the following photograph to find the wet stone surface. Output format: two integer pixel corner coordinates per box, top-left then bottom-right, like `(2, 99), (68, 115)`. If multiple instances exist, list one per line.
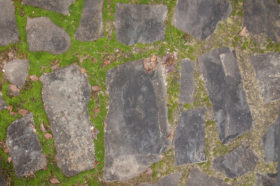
(174, 108), (206, 166)
(140, 172), (181, 186)
(6, 113), (47, 177)
(0, 92), (7, 111)
(172, 0), (232, 41)
(104, 59), (170, 181)
(26, 17), (71, 54)
(40, 65), (95, 177)
(199, 47), (252, 144)
(256, 173), (277, 186)
(179, 59), (195, 104)
(213, 144), (258, 178)
(114, 3), (167, 45)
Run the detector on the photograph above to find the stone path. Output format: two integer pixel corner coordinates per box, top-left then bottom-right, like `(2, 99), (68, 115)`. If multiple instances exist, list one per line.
(141, 172), (181, 186)
(179, 59), (195, 104)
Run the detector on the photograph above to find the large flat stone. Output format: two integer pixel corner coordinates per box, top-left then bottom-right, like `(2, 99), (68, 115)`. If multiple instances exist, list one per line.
(0, 92), (7, 111)
(140, 172), (181, 186)
(199, 47), (252, 143)
(256, 173), (277, 186)
(114, 3), (167, 45)
(75, 0), (103, 41)
(26, 17), (71, 54)
(179, 59), (195, 104)
(104, 59), (170, 181)
(249, 53), (280, 103)
(22, 0), (75, 15)
(6, 113), (47, 177)
(175, 108), (206, 166)
(172, 0), (232, 41)
(0, 0), (19, 46)
(186, 168), (228, 186)
(213, 145), (258, 178)
(244, 0), (280, 43)
(40, 65), (95, 177)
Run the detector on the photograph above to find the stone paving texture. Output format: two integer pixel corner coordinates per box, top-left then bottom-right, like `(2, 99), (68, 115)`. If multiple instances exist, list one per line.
(256, 173), (277, 186)
(179, 59), (195, 104)
(140, 172), (181, 186)
(0, 92), (6, 111)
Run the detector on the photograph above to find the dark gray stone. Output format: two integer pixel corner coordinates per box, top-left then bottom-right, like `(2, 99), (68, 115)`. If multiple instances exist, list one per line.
(249, 53), (280, 103)
(256, 173), (277, 186)
(26, 17), (71, 54)
(40, 65), (95, 177)
(0, 158), (6, 186)
(75, 0), (103, 41)
(0, 92), (7, 111)
(175, 108), (206, 166)
(6, 113), (47, 177)
(140, 172), (181, 186)
(186, 168), (228, 186)
(213, 145), (258, 178)
(104, 59), (170, 181)
(244, 0), (280, 43)
(3, 59), (29, 89)
(179, 59), (195, 104)
(114, 3), (167, 45)
(0, 0), (19, 46)
(22, 0), (75, 15)
(199, 47), (252, 144)
(172, 0), (232, 41)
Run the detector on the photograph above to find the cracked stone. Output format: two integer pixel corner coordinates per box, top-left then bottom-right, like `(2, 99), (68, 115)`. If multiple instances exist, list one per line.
(0, 92), (7, 111)
(199, 47), (252, 143)
(104, 59), (170, 181)
(179, 59), (195, 104)
(40, 65), (95, 177)
(140, 172), (181, 186)
(256, 173), (277, 186)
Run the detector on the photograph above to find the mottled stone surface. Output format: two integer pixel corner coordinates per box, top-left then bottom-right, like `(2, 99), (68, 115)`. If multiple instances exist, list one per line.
(115, 3), (167, 45)
(249, 53), (280, 103)
(140, 172), (181, 186)
(256, 173), (277, 186)
(104, 59), (170, 181)
(244, 0), (280, 43)
(199, 47), (252, 143)
(179, 59), (195, 104)
(213, 145), (258, 178)
(175, 108), (206, 166)
(75, 0), (103, 41)
(26, 17), (71, 54)
(22, 0), (75, 15)
(0, 158), (6, 186)
(40, 65), (95, 177)
(3, 59), (29, 89)
(6, 113), (47, 177)
(0, 92), (7, 111)
(0, 0), (19, 46)
(186, 168), (228, 186)
(172, 0), (232, 40)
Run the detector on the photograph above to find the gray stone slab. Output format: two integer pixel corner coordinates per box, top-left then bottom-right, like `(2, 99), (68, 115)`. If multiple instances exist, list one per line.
(198, 47), (252, 144)
(114, 3), (167, 45)
(186, 168), (228, 186)
(213, 145), (258, 178)
(3, 59), (29, 89)
(249, 53), (280, 103)
(175, 108), (206, 166)
(22, 0), (75, 15)
(244, 0), (280, 43)
(256, 173), (277, 186)
(0, 158), (6, 186)
(0, 92), (7, 111)
(179, 59), (195, 104)
(140, 172), (181, 186)
(104, 59), (170, 181)
(0, 0), (19, 46)
(75, 0), (103, 41)
(6, 113), (47, 177)
(172, 0), (232, 41)
(26, 17), (71, 54)
(40, 65), (95, 177)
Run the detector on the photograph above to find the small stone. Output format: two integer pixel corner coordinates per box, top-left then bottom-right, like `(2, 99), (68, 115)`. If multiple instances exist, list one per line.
(213, 144), (258, 178)
(6, 113), (47, 177)
(26, 17), (71, 54)
(256, 173), (277, 186)
(172, 0), (232, 40)
(0, 92), (7, 110)
(179, 59), (195, 104)
(115, 3), (167, 45)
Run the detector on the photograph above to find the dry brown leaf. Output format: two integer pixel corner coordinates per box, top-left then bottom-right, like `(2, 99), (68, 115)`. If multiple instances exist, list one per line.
(92, 86), (102, 92)
(7, 106), (16, 116)
(143, 55), (158, 73)
(9, 84), (20, 93)
(93, 107), (100, 114)
(103, 59), (110, 66)
(93, 161), (100, 168)
(18, 109), (28, 116)
(239, 27), (248, 36)
(51, 63), (60, 70)
(44, 133), (53, 139)
(92, 128), (100, 140)
(50, 176), (60, 184)
(30, 75), (39, 81)
(7, 157), (12, 163)
(40, 123), (47, 133)
(80, 68), (87, 74)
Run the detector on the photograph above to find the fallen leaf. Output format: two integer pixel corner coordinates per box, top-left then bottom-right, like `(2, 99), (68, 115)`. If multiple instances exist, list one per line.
(4, 147), (9, 154)
(9, 84), (20, 93)
(93, 107), (100, 114)
(93, 161), (100, 168)
(51, 63), (60, 70)
(162, 54), (175, 66)
(92, 128), (100, 140)
(7, 106), (16, 116)
(40, 123), (47, 133)
(103, 59), (110, 66)
(145, 168), (153, 175)
(30, 75), (39, 81)
(239, 27), (248, 36)
(50, 176), (60, 184)
(80, 68), (87, 74)
(7, 157), (12, 163)
(143, 55), (158, 73)
(18, 109), (28, 116)
(44, 133), (52, 139)
(92, 86), (102, 92)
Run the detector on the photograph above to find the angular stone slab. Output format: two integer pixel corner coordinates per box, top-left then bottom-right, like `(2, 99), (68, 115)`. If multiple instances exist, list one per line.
(244, 0), (280, 43)
(0, 0), (19, 46)
(75, 0), (103, 41)
(114, 3), (167, 45)
(256, 173), (277, 186)
(40, 65), (95, 177)
(199, 47), (252, 143)
(3, 59), (29, 89)
(249, 53), (280, 103)
(140, 172), (181, 186)
(175, 108), (206, 166)
(172, 0), (232, 41)
(179, 59), (195, 104)
(104, 59), (170, 181)
(6, 113), (47, 177)
(213, 145), (258, 178)
(186, 168), (228, 186)
(0, 92), (7, 111)
(22, 0), (75, 15)
(26, 17), (71, 54)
